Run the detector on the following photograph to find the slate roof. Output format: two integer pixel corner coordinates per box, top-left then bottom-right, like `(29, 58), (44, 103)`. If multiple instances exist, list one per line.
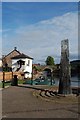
(11, 53), (33, 60)
(3, 49), (21, 59)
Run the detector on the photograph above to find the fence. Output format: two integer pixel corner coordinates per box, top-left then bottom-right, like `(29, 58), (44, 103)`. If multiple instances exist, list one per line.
(0, 72), (24, 81)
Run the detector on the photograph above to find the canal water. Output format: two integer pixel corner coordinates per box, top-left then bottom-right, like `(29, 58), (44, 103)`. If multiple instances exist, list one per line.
(53, 76), (80, 87)
(26, 76), (80, 87)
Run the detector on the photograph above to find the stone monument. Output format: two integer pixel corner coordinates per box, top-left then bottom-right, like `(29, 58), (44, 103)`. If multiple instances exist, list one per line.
(58, 39), (71, 94)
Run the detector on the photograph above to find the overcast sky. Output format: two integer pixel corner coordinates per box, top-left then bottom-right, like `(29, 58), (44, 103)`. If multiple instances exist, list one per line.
(0, 2), (2, 58)
(1, 2), (78, 64)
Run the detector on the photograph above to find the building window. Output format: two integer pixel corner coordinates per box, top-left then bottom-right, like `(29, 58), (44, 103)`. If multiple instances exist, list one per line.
(27, 60), (30, 66)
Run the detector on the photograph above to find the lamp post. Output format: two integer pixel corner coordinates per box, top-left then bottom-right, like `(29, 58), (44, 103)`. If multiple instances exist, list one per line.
(51, 71), (53, 85)
(2, 71), (5, 88)
(31, 67), (33, 85)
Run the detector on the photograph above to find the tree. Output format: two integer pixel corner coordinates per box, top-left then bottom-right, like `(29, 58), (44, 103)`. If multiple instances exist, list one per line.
(45, 56), (55, 65)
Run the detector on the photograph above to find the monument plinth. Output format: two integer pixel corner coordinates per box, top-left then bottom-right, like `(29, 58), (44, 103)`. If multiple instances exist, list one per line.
(58, 39), (71, 94)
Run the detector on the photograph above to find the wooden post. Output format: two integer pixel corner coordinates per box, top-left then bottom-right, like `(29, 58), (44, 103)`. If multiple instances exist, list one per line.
(58, 39), (71, 94)
(2, 72), (5, 88)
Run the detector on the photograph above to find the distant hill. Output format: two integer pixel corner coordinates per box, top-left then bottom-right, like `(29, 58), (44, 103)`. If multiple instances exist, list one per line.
(70, 60), (80, 65)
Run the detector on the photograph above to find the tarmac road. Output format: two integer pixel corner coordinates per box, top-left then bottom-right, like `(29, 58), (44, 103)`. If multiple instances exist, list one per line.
(2, 86), (79, 118)
(0, 89), (2, 120)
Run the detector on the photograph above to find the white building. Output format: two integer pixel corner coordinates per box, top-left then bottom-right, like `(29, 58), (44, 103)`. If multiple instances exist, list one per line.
(11, 53), (33, 78)
(0, 59), (2, 67)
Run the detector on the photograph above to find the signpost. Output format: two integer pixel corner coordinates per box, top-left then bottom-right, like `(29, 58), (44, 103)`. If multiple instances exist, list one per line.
(58, 39), (71, 94)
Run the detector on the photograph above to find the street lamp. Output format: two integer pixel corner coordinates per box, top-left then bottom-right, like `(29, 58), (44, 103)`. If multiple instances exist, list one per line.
(51, 70), (53, 85)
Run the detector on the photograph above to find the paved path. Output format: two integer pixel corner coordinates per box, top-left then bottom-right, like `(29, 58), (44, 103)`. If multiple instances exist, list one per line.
(2, 85), (79, 118)
(0, 89), (2, 120)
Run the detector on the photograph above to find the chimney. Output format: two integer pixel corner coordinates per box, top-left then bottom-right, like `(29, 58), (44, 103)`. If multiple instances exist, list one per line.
(14, 47), (17, 50)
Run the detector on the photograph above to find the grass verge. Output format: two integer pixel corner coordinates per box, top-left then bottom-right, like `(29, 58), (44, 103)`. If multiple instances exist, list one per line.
(0, 79), (25, 88)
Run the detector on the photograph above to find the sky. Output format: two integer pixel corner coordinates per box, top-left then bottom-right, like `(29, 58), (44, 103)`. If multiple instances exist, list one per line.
(0, 2), (2, 58)
(1, 0), (79, 2)
(1, 2), (78, 64)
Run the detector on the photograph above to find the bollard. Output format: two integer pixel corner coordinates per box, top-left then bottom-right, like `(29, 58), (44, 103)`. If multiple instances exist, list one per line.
(11, 75), (18, 86)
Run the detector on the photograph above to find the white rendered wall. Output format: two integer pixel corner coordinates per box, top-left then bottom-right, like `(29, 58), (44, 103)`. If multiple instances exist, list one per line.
(12, 58), (32, 78)
(0, 60), (2, 67)
(24, 59), (32, 78)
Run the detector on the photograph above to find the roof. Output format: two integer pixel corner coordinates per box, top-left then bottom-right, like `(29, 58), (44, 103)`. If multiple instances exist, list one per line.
(11, 53), (33, 60)
(3, 49), (21, 59)
(33, 64), (40, 66)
